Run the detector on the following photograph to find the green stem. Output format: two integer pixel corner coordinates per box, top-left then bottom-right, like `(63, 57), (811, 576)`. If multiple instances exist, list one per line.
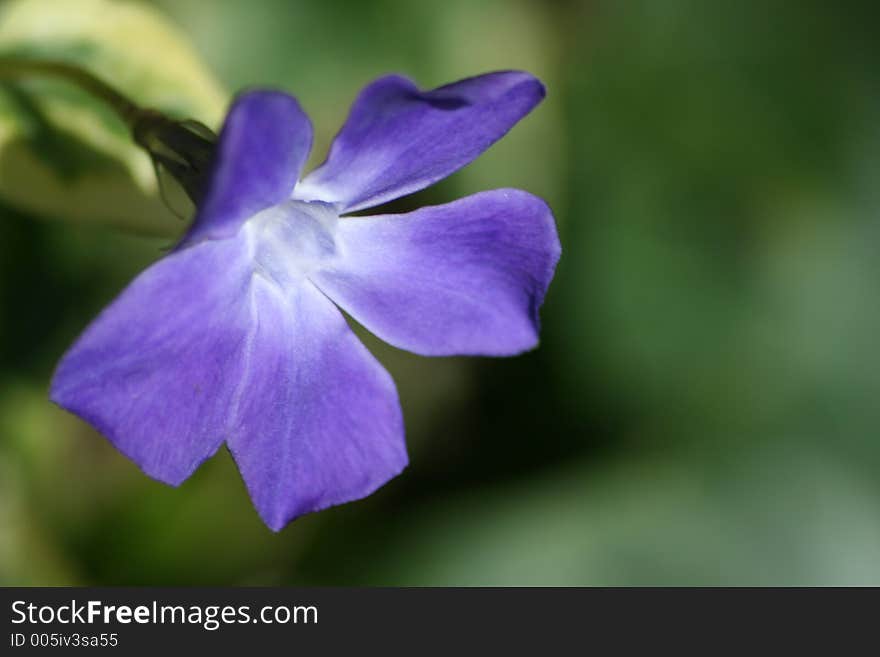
(0, 57), (217, 206)
(0, 57), (143, 128)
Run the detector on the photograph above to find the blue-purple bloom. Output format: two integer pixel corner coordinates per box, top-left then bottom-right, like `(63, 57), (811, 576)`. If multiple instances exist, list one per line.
(50, 71), (561, 531)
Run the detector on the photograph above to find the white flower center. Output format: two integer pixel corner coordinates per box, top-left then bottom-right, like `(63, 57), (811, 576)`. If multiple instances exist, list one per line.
(244, 199), (339, 287)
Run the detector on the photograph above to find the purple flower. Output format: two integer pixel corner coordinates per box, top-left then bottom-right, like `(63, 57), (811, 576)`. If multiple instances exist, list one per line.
(50, 71), (561, 531)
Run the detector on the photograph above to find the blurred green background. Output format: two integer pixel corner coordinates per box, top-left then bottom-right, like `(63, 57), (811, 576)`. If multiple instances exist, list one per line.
(2, 0), (880, 585)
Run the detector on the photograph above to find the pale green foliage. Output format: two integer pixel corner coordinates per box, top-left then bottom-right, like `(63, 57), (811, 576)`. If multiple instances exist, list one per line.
(0, 0), (226, 236)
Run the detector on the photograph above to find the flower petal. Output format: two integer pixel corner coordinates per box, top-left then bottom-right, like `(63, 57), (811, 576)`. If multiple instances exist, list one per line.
(295, 71), (545, 213)
(226, 279), (407, 531)
(180, 90), (313, 248)
(50, 238), (253, 485)
(310, 189), (561, 356)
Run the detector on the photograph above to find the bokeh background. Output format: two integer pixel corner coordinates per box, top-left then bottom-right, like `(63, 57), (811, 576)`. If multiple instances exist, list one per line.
(2, 0), (880, 585)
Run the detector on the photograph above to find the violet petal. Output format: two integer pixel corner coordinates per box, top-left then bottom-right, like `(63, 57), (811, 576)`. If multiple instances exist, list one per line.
(295, 71), (545, 212)
(50, 238), (252, 485)
(310, 189), (561, 356)
(226, 280), (407, 531)
(180, 90), (312, 248)
(51, 228), (407, 529)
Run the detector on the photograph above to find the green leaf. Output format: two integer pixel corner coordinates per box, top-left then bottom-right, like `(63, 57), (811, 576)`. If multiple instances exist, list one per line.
(0, 0), (227, 236)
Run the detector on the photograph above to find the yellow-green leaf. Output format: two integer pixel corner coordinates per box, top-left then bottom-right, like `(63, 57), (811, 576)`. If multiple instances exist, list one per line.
(0, 0), (227, 236)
